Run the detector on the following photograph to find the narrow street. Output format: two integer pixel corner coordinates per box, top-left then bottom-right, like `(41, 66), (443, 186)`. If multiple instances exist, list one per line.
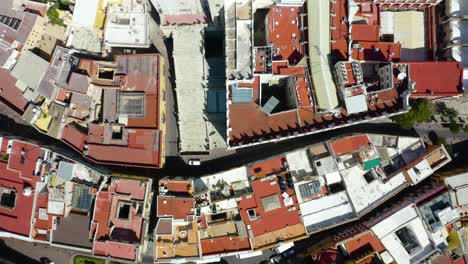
(0, 238), (82, 264)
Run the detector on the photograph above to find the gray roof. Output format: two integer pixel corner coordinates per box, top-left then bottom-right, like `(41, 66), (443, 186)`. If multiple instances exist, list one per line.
(155, 218), (172, 235)
(103, 89), (118, 123)
(67, 73), (89, 94)
(52, 213), (93, 248)
(344, 94), (368, 115)
(57, 161), (75, 180)
(314, 156), (338, 176)
(70, 92), (92, 107)
(36, 68), (57, 99)
(11, 50), (49, 90)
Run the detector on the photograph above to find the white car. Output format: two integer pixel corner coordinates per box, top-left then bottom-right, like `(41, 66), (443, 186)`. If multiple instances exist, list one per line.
(188, 159), (201, 166)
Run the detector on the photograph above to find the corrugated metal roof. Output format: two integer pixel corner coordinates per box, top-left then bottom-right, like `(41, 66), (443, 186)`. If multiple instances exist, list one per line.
(11, 50), (49, 89)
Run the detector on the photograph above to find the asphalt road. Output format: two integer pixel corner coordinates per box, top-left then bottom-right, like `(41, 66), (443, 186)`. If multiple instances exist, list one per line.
(0, 238), (81, 264)
(415, 123), (468, 144)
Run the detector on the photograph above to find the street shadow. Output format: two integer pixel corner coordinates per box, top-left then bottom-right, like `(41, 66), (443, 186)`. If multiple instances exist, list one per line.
(0, 239), (41, 264)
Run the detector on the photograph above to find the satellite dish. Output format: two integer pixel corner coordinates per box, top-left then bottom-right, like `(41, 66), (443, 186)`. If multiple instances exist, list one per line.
(23, 186), (33, 196)
(397, 72), (407, 80)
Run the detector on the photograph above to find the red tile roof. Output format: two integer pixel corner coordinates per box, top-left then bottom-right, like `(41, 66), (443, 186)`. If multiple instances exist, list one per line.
(32, 193), (53, 240)
(201, 237), (251, 255)
(55, 88), (69, 102)
(0, 69), (29, 113)
(94, 241), (137, 261)
(267, 6), (304, 63)
(351, 24), (380, 42)
(329, 135), (370, 156)
(162, 181), (192, 194)
(109, 179), (146, 201)
(59, 54), (164, 168)
(87, 124), (105, 144)
(127, 94), (158, 128)
(408, 61), (463, 98)
(162, 14), (208, 25)
(157, 196), (194, 220)
(87, 144), (160, 167)
(248, 156), (286, 178)
(91, 191), (112, 240)
(61, 125), (87, 151)
(24, 1), (48, 17)
(0, 161), (36, 236)
(351, 42), (401, 62)
(108, 195), (143, 241)
(8, 141), (42, 181)
(91, 179), (147, 259)
(344, 232), (385, 254)
(238, 171), (301, 237)
(62, 125), (162, 168)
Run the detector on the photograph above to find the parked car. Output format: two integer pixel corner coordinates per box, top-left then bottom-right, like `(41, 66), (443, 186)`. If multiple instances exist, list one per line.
(270, 255), (282, 263)
(188, 159), (201, 166)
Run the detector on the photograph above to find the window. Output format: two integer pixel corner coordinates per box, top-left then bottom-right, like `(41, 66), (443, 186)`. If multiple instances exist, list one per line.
(247, 209), (257, 220)
(0, 189), (16, 209)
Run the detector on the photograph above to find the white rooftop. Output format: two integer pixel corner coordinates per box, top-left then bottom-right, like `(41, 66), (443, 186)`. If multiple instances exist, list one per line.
(406, 159), (434, 185)
(300, 191), (355, 233)
(397, 136), (422, 152)
(371, 205), (432, 264)
(444, 172), (468, 206)
(285, 149), (313, 177)
(72, 0), (100, 28)
(345, 94), (368, 114)
(341, 165), (407, 214)
(197, 166), (249, 190)
(150, 0), (205, 16)
(104, 0), (150, 48)
(47, 199), (65, 215)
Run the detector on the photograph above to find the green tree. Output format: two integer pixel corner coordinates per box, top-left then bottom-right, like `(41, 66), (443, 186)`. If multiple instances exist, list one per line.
(47, 3), (64, 26)
(391, 99), (433, 129)
(449, 121), (461, 133)
(435, 137), (453, 158)
(434, 102), (458, 121)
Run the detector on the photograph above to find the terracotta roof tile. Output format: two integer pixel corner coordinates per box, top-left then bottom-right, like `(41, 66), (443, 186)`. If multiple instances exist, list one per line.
(0, 69), (29, 113)
(408, 61), (463, 98)
(201, 237), (251, 255)
(157, 197), (194, 220)
(329, 135), (370, 156)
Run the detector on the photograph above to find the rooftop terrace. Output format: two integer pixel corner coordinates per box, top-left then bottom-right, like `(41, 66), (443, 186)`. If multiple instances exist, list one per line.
(225, 0), (463, 148)
(16, 50), (167, 168)
(225, 0), (415, 148)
